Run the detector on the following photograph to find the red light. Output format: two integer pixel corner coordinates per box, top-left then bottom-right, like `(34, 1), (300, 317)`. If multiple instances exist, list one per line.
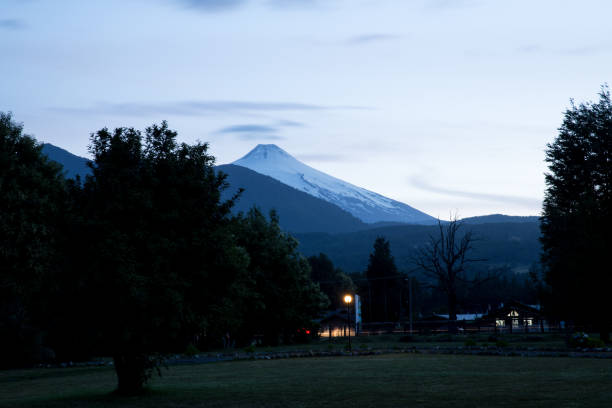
(306, 330), (311, 334)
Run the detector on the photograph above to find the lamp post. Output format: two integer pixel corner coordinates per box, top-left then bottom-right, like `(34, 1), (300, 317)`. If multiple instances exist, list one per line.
(344, 294), (352, 352)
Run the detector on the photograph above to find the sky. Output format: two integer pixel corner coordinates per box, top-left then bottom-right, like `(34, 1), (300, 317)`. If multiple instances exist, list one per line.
(2, 0), (611, 219)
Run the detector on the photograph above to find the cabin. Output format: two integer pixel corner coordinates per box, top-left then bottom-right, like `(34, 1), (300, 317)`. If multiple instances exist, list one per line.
(481, 301), (546, 333)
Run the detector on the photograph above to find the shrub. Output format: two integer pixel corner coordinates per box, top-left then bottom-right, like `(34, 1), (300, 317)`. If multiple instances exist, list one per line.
(586, 338), (605, 349)
(243, 345), (256, 353)
(570, 333), (606, 349)
(185, 343), (200, 357)
(568, 332), (590, 348)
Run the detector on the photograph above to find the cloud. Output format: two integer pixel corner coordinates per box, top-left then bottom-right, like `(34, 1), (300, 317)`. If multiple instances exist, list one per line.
(346, 34), (401, 46)
(171, 0), (324, 12)
(277, 119), (305, 127)
(215, 123), (286, 140)
(0, 19), (26, 30)
(410, 177), (541, 208)
(173, 0), (247, 12)
(50, 100), (353, 117)
(217, 124), (278, 134)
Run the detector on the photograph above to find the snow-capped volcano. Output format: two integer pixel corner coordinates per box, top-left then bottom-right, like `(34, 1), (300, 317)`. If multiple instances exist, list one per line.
(232, 144), (436, 224)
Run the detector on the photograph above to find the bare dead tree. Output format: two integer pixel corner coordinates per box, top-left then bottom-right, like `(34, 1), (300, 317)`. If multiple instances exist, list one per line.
(414, 216), (487, 333)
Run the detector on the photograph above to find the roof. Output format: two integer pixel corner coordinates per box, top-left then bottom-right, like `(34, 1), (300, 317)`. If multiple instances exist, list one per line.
(482, 300), (543, 320)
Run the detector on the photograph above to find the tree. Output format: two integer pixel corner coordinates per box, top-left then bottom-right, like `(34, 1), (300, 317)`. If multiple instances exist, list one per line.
(308, 253), (355, 310)
(0, 112), (66, 368)
(365, 237), (402, 322)
(541, 86), (612, 341)
(62, 122), (246, 394)
(231, 208), (328, 345)
(414, 218), (484, 332)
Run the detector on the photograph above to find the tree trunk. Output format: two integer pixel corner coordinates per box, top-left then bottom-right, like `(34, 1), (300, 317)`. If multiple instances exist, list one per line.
(448, 292), (458, 334)
(113, 353), (148, 395)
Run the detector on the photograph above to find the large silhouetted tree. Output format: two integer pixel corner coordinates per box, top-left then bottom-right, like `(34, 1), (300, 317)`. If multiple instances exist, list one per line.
(541, 86), (612, 341)
(67, 122), (246, 394)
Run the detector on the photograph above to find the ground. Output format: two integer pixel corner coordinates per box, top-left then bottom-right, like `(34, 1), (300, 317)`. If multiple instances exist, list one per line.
(2, 352), (612, 408)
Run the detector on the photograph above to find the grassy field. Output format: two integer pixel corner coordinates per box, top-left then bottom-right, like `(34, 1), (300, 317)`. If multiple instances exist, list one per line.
(2, 353), (612, 408)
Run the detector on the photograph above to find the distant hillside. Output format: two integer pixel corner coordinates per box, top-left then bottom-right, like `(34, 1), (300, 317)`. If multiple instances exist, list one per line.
(218, 164), (368, 234)
(41, 143), (91, 179)
(461, 214), (540, 224)
(294, 221), (542, 273)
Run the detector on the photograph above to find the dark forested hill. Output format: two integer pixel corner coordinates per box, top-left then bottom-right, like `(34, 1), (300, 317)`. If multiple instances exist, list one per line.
(461, 214), (540, 224)
(41, 143), (91, 179)
(294, 221), (541, 274)
(218, 164), (368, 234)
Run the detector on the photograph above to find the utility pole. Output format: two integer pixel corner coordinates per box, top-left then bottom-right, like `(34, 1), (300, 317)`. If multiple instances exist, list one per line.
(409, 277), (413, 334)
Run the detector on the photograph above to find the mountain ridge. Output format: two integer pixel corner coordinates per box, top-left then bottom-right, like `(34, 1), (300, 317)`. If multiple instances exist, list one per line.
(218, 164), (369, 233)
(233, 144), (437, 225)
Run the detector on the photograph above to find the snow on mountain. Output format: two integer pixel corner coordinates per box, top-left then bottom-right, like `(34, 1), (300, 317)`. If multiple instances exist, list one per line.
(232, 144), (436, 224)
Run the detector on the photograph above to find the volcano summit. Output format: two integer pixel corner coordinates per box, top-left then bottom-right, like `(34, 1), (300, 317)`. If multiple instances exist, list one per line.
(232, 144), (435, 225)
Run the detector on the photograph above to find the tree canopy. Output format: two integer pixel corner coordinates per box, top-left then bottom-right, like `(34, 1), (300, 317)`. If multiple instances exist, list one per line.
(58, 122), (247, 393)
(308, 253), (355, 310)
(231, 209), (328, 345)
(541, 86), (612, 340)
(0, 112), (66, 368)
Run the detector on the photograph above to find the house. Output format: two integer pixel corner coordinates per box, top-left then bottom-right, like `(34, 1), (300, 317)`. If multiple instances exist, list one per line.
(481, 301), (547, 333)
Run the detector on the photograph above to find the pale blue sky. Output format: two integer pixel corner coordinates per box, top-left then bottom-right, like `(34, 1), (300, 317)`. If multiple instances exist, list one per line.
(2, 0), (610, 218)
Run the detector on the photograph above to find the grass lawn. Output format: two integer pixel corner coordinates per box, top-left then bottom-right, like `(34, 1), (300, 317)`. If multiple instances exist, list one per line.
(2, 353), (612, 408)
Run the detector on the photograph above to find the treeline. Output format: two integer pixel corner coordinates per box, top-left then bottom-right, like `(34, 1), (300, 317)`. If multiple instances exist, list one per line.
(0, 115), (328, 393)
(341, 237), (539, 324)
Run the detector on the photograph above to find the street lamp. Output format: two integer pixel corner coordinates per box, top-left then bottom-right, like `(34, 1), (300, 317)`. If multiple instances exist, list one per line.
(344, 294), (352, 352)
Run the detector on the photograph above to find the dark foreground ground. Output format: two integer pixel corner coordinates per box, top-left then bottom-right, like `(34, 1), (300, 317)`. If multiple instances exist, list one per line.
(2, 353), (612, 408)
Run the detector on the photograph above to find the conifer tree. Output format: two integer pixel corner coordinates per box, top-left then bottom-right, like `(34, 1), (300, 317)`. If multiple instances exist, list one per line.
(541, 86), (612, 341)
